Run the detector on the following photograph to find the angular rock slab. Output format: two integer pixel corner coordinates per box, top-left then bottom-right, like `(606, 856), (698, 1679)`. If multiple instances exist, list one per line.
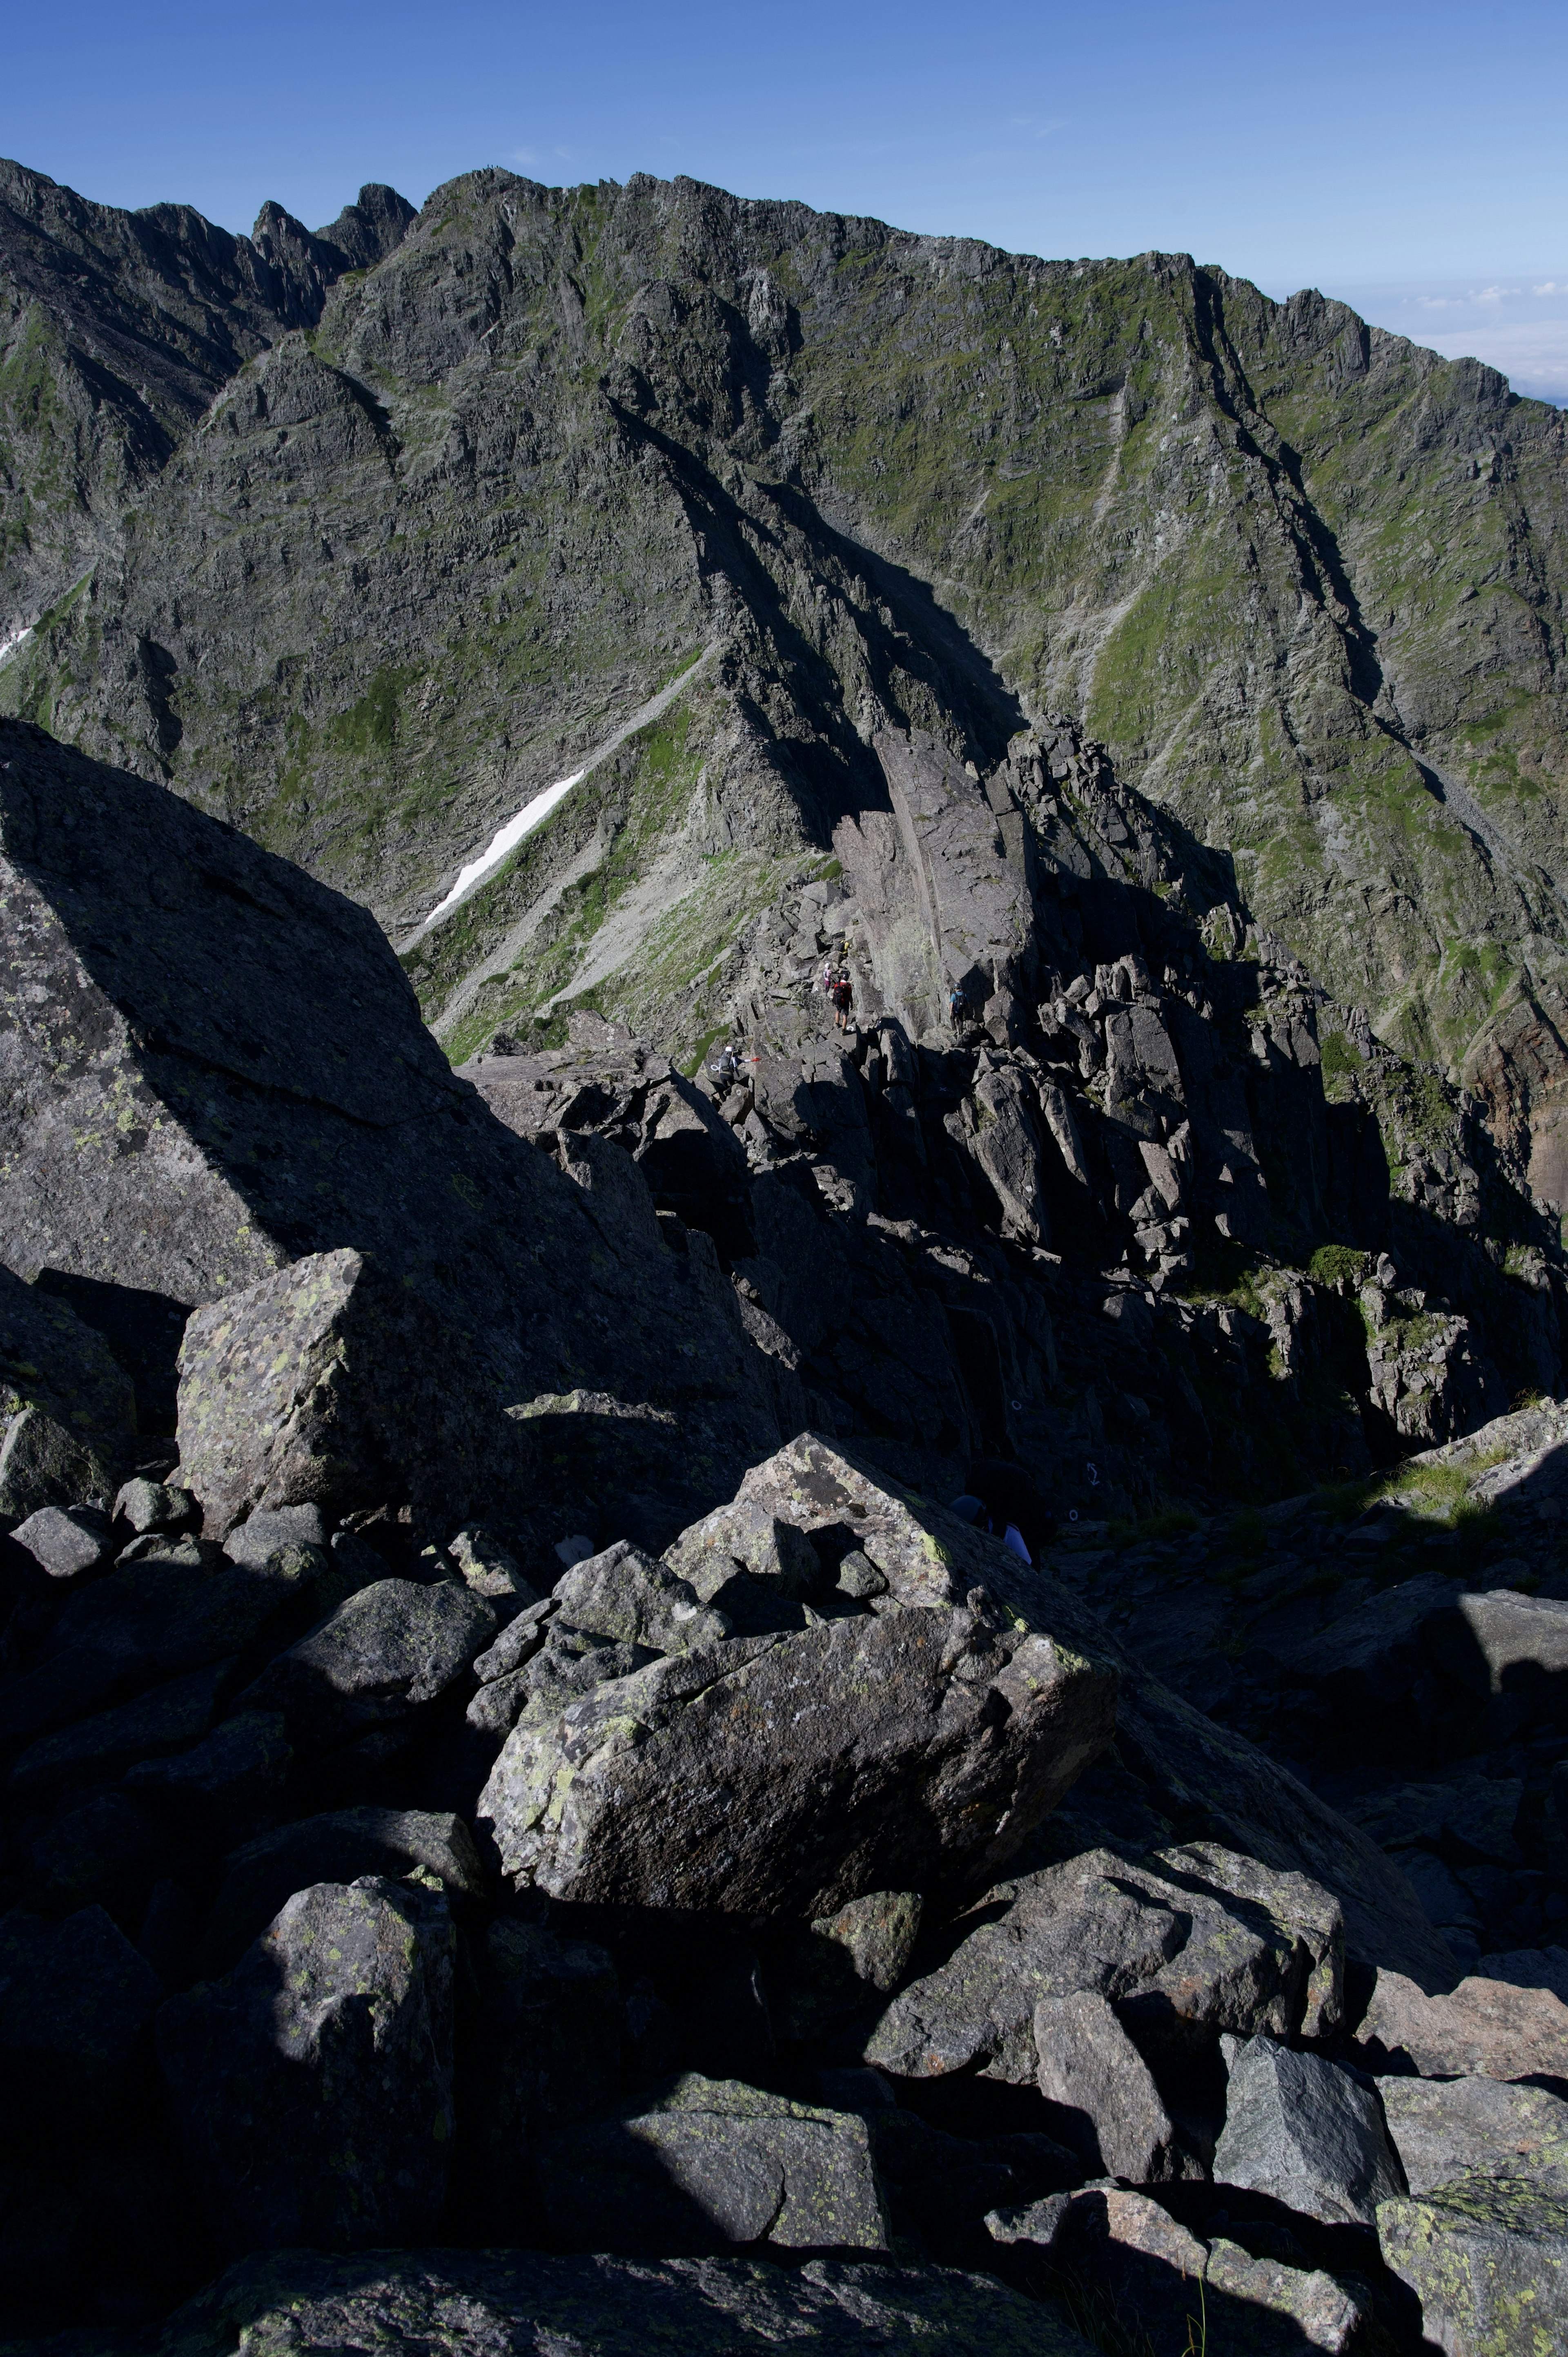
(176, 1247), (526, 1537)
(0, 1264), (138, 1516)
(1214, 2036), (1405, 2228)
(157, 1875), (454, 2257)
(1033, 1989), (1196, 2183)
(1379, 2074), (1568, 2196)
(1378, 2174), (1568, 2357)
(539, 2074), (890, 2255)
(1356, 1966), (1568, 2083)
(200, 1804), (484, 1974)
(552, 1539), (731, 1652)
(865, 1842), (1341, 2086)
(480, 1602), (1116, 1917)
(147, 2245), (1096, 2356)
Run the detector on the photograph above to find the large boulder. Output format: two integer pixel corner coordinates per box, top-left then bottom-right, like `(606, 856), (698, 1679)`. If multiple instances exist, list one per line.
(175, 1249), (527, 1537)
(538, 2075), (890, 2256)
(199, 1805), (485, 1973)
(157, 1875), (455, 2256)
(1033, 1990), (1196, 2183)
(134, 2245), (1095, 2356)
(480, 1597), (1115, 1917)
(865, 1843), (1342, 2087)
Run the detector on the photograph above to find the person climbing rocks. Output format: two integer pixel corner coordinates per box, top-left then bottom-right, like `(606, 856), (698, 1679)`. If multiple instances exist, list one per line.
(949, 983), (969, 1031)
(832, 966), (854, 1031)
(947, 1459), (1056, 1565)
(710, 1041), (740, 1085)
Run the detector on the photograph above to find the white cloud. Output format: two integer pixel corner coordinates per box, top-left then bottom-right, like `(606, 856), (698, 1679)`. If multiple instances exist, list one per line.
(1420, 317), (1568, 401)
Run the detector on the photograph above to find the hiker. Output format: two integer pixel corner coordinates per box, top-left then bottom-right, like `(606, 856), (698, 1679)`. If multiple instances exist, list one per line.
(710, 1041), (740, 1085)
(820, 955), (836, 998)
(947, 1459), (1056, 1565)
(949, 983), (969, 1031)
(832, 965), (854, 1032)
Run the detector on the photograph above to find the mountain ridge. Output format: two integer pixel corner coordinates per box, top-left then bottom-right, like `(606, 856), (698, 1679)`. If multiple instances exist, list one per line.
(3, 158), (1567, 1214)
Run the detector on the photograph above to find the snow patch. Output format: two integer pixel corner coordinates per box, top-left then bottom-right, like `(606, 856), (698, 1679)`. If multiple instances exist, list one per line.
(0, 623), (33, 667)
(424, 773), (584, 927)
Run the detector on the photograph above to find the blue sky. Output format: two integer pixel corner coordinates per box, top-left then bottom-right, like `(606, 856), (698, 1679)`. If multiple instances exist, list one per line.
(7, 0), (1568, 399)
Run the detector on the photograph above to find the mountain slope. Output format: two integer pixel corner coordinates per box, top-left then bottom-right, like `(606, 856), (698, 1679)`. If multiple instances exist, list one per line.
(3, 165), (1567, 1206)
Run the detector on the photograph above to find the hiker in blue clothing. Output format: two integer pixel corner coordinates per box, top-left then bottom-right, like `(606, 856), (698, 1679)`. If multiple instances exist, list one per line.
(948, 1459), (1056, 1565)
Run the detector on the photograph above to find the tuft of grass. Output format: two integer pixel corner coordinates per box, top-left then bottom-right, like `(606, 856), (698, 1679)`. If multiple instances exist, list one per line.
(1308, 1243), (1370, 1288)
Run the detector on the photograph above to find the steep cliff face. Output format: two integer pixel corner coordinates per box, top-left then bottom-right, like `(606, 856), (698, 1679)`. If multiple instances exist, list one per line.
(2, 165), (1566, 1215)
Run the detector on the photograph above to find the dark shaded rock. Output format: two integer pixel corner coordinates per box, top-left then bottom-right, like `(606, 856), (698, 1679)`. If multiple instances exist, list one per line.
(538, 2074), (889, 2256)
(27, 1787), (176, 1916)
(234, 1576), (495, 1751)
(1214, 2036), (1405, 2227)
(123, 1710), (291, 1837)
(9, 1655), (235, 1799)
(1355, 1965), (1568, 2082)
(472, 1594), (557, 1683)
(0, 1903), (161, 2140)
(0, 1553), (316, 1747)
(780, 1892), (924, 2041)
(200, 1804), (484, 1974)
(462, 1918), (622, 2231)
(1378, 2174), (1568, 2357)
(0, 1264), (138, 1517)
(158, 1875), (455, 2257)
(1379, 2073), (1568, 2195)
(988, 2185), (1368, 2354)
(481, 1601), (1115, 1918)
(1291, 1572), (1462, 1730)
(9, 1503), (111, 1579)
(1421, 1586), (1568, 1728)
(136, 2244), (1095, 2355)
(1033, 1989), (1196, 2183)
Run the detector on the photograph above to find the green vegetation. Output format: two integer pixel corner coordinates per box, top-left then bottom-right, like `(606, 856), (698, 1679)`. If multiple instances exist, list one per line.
(1309, 1244), (1370, 1288)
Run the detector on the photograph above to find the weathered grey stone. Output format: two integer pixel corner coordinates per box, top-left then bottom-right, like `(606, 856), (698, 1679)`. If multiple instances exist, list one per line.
(200, 1806), (484, 1974)
(221, 1502), (327, 1565)
(116, 1477), (198, 1536)
(865, 1842), (1339, 2086)
(9, 1656), (234, 1799)
(1477, 1945), (1568, 2002)
(0, 1904), (161, 2137)
(510, 1630), (658, 1728)
(1378, 2175), (1568, 2357)
(234, 1575), (495, 1750)
(1033, 1989), (1195, 2183)
(1356, 1966), (1568, 2081)
(481, 1599), (1115, 1918)
(552, 1539), (731, 1652)
(9, 1503), (110, 1579)
(1214, 2036), (1405, 2227)
(1202, 2239), (1368, 2355)
(539, 2074), (890, 2255)
(1292, 1572), (1463, 1721)
(466, 1919), (622, 2231)
(1379, 2074), (1568, 2196)
(138, 2245), (1095, 2356)
(158, 1875), (455, 2257)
